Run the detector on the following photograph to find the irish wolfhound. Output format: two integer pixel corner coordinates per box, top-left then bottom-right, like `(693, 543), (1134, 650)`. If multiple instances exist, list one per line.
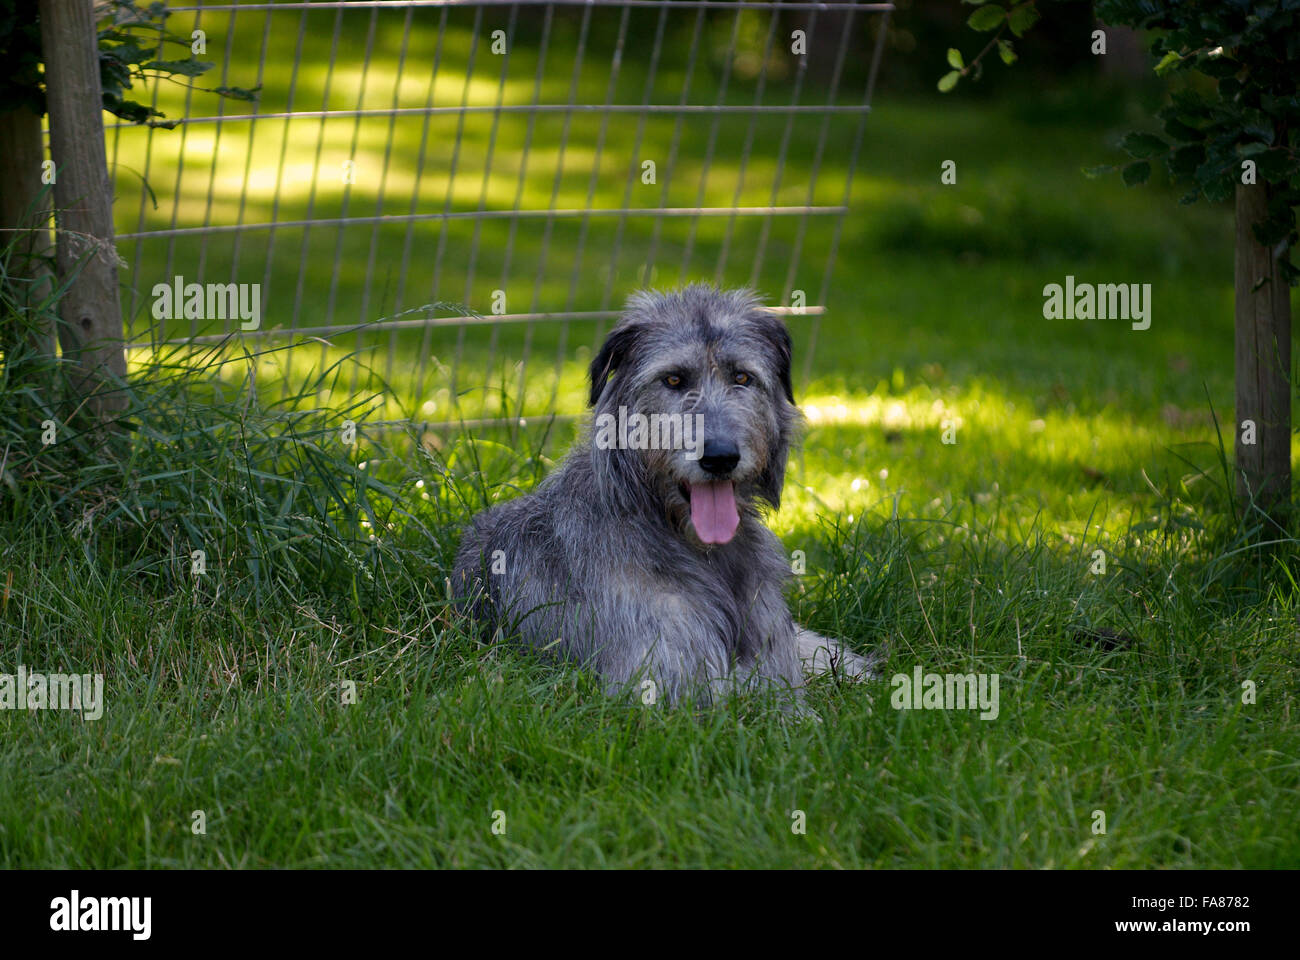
(453, 284), (876, 706)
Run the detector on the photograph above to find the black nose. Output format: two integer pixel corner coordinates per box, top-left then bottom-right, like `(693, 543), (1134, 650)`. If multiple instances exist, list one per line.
(700, 440), (740, 476)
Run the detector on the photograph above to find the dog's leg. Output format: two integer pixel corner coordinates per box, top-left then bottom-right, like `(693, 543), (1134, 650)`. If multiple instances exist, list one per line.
(795, 627), (880, 680)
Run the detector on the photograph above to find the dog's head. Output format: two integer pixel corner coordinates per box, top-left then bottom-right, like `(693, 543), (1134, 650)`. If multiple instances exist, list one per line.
(587, 284), (800, 548)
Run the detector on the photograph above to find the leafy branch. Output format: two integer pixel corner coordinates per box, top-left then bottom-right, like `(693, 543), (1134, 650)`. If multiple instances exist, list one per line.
(936, 0), (1300, 285)
(98, 0), (258, 128)
(938, 0), (1040, 92)
(0, 0), (258, 127)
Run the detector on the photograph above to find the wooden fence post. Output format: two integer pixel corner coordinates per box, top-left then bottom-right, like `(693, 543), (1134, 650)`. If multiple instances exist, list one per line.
(38, 0), (127, 420)
(1234, 183), (1293, 517)
(0, 103), (55, 361)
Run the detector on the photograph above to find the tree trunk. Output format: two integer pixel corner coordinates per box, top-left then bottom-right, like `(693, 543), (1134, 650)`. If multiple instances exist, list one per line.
(1234, 182), (1293, 516)
(38, 0), (127, 421)
(0, 104), (55, 361)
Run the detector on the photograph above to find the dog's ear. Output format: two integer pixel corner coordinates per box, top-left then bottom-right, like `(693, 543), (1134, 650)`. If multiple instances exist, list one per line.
(755, 310), (795, 508)
(756, 424), (791, 509)
(754, 311), (795, 404)
(589, 323), (641, 406)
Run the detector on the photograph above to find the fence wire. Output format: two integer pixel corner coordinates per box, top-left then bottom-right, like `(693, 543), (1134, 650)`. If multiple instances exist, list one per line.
(109, 0), (892, 430)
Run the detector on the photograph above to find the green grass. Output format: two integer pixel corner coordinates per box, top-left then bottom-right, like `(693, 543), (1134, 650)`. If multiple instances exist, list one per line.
(1, 14), (1298, 866)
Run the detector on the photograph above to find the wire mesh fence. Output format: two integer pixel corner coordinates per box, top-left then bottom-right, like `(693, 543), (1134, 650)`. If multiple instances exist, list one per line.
(109, 0), (892, 431)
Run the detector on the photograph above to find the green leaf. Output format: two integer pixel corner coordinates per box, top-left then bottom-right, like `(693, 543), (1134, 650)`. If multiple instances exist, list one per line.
(1167, 144), (1206, 178)
(1163, 116), (1205, 142)
(1200, 172), (1234, 204)
(142, 58), (215, 79)
(1122, 160), (1151, 186)
(1008, 3), (1040, 37)
(1121, 132), (1169, 159)
(1199, 55), (1240, 78)
(1252, 214), (1292, 247)
(213, 85), (260, 103)
(998, 39), (1018, 65)
(1240, 111), (1275, 145)
(938, 70), (961, 93)
(1255, 150), (1295, 182)
(1082, 164), (1116, 179)
(967, 5), (1005, 31)
(1154, 50), (1185, 76)
(947, 47), (964, 69)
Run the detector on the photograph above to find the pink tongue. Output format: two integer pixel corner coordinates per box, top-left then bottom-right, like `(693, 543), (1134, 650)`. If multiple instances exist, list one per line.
(689, 481), (740, 545)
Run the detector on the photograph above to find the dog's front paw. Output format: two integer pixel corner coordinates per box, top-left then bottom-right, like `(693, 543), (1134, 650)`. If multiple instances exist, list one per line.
(796, 627), (880, 681)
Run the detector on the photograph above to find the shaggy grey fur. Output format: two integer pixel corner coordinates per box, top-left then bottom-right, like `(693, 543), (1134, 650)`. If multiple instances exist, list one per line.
(453, 284), (876, 706)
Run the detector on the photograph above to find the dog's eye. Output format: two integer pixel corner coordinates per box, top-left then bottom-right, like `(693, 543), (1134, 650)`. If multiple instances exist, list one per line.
(734, 371), (751, 386)
(663, 374), (683, 389)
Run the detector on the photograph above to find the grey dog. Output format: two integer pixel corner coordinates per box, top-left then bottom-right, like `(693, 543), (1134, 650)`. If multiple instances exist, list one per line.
(453, 284), (875, 706)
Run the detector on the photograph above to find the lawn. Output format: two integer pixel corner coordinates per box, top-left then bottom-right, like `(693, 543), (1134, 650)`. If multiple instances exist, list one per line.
(0, 6), (1297, 868)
